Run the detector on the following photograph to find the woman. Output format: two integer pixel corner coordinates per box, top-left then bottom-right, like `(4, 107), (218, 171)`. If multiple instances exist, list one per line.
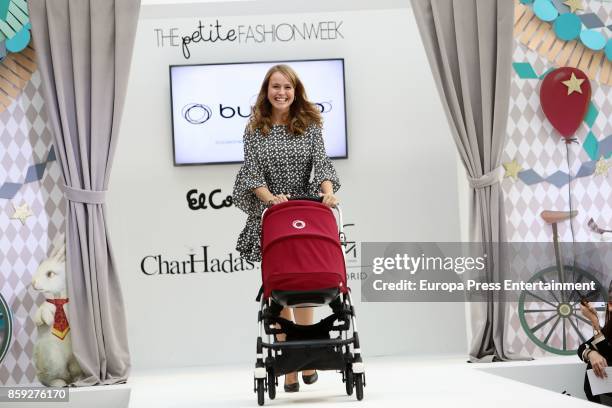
(579, 287), (612, 404)
(233, 64), (340, 392)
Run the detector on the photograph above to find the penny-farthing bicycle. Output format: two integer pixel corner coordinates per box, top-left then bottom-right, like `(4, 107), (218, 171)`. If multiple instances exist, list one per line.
(0, 293), (12, 364)
(518, 210), (606, 355)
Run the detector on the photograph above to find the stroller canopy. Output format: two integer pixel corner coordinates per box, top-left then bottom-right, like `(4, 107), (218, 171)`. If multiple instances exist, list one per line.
(261, 200), (347, 299)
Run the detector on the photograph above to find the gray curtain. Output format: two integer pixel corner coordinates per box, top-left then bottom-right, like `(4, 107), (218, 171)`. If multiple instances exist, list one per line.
(411, 0), (528, 361)
(28, 0), (140, 384)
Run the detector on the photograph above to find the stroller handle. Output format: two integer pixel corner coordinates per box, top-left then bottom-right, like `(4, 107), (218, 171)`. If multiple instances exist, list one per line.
(260, 196), (346, 242)
(288, 195), (323, 202)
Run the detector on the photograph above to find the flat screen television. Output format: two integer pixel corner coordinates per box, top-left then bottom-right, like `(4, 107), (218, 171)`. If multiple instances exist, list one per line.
(169, 58), (348, 166)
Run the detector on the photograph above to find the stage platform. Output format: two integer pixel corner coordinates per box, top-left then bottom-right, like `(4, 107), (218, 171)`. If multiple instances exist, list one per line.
(127, 354), (593, 407)
(2, 354), (595, 407)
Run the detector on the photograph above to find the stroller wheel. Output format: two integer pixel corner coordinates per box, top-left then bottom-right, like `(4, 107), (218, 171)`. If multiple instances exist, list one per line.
(267, 369), (276, 400)
(256, 378), (265, 406)
(355, 373), (364, 401)
(344, 366), (354, 396)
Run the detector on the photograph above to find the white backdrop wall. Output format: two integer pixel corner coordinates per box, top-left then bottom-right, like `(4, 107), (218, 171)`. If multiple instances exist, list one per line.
(108, 6), (468, 369)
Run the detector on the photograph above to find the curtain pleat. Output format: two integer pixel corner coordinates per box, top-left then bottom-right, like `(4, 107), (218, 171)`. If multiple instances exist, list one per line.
(411, 0), (529, 361)
(28, 0), (141, 384)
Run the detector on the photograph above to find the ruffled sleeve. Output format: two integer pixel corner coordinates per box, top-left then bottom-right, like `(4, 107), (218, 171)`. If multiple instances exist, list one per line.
(233, 127), (267, 216)
(310, 125), (340, 193)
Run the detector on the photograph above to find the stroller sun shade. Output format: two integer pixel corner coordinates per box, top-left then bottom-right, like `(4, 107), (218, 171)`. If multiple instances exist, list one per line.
(261, 200), (347, 300)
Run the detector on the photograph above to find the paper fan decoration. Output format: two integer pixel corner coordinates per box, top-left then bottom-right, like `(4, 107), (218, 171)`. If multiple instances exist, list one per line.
(0, 0), (35, 113)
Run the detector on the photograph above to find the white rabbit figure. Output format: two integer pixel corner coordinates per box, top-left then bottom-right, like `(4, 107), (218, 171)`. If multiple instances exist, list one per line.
(31, 240), (83, 387)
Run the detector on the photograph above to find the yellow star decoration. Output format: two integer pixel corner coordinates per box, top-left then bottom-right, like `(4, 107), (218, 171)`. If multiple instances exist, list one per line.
(503, 159), (522, 181)
(562, 73), (584, 95)
(595, 157), (610, 176)
(10, 202), (33, 225)
(564, 0), (583, 13)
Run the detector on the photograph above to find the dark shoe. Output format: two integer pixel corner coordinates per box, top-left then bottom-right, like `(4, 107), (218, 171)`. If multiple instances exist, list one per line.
(284, 381), (299, 393)
(302, 371), (318, 385)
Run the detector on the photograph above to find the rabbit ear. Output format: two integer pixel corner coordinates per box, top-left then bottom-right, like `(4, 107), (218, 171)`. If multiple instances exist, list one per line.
(49, 233), (65, 258)
(55, 243), (66, 263)
(49, 244), (62, 260)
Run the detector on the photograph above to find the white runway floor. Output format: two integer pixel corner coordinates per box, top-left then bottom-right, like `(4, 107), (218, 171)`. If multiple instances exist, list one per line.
(127, 354), (597, 408)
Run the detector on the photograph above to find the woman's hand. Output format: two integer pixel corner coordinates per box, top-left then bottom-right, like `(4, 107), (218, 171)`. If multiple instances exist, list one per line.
(318, 192), (339, 208)
(267, 194), (290, 206)
(590, 351), (608, 378)
(580, 302), (600, 327)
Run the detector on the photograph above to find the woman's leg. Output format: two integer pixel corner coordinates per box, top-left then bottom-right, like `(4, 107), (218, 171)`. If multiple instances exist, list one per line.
(276, 307), (293, 342)
(293, 307), (315, 376)
(278, 307), (298, 385)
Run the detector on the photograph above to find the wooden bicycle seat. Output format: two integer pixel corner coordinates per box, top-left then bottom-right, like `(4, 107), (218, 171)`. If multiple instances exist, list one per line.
(540, 210), (578, 224)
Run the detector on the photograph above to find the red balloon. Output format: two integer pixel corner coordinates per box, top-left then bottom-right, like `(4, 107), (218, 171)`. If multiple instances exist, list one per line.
(539, 67), (591, 141)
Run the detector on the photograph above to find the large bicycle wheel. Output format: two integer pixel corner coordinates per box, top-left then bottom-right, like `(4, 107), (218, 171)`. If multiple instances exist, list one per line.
(518, 265), (606, 355)
(0, 294), (12, 365)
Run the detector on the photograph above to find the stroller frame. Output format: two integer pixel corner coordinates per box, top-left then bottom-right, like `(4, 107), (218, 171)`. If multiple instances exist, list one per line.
(253, 203), (365, 405)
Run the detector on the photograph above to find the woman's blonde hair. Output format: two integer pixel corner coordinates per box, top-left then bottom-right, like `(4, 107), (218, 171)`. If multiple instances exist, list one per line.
(248, 64), (322, 136)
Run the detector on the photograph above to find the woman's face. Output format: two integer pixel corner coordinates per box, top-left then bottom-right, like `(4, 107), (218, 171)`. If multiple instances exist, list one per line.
(267, 71), (295, 114)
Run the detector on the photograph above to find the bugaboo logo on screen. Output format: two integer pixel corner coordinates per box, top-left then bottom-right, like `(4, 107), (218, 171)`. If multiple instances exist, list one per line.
(182, 101), (333, 125)
(182, 103), (212, 124)
(316, 101), (332, 114)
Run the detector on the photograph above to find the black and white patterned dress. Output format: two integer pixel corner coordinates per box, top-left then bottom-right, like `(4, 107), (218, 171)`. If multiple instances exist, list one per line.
(233, 123), (340, 262)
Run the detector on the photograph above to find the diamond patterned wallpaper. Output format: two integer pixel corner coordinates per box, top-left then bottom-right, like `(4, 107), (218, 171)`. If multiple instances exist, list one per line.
(0, 71), (65, 385)
(504, 1), (612, 357)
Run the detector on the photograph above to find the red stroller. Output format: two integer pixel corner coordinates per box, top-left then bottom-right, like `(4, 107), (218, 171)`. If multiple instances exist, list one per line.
(253, 198), (365, 405)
